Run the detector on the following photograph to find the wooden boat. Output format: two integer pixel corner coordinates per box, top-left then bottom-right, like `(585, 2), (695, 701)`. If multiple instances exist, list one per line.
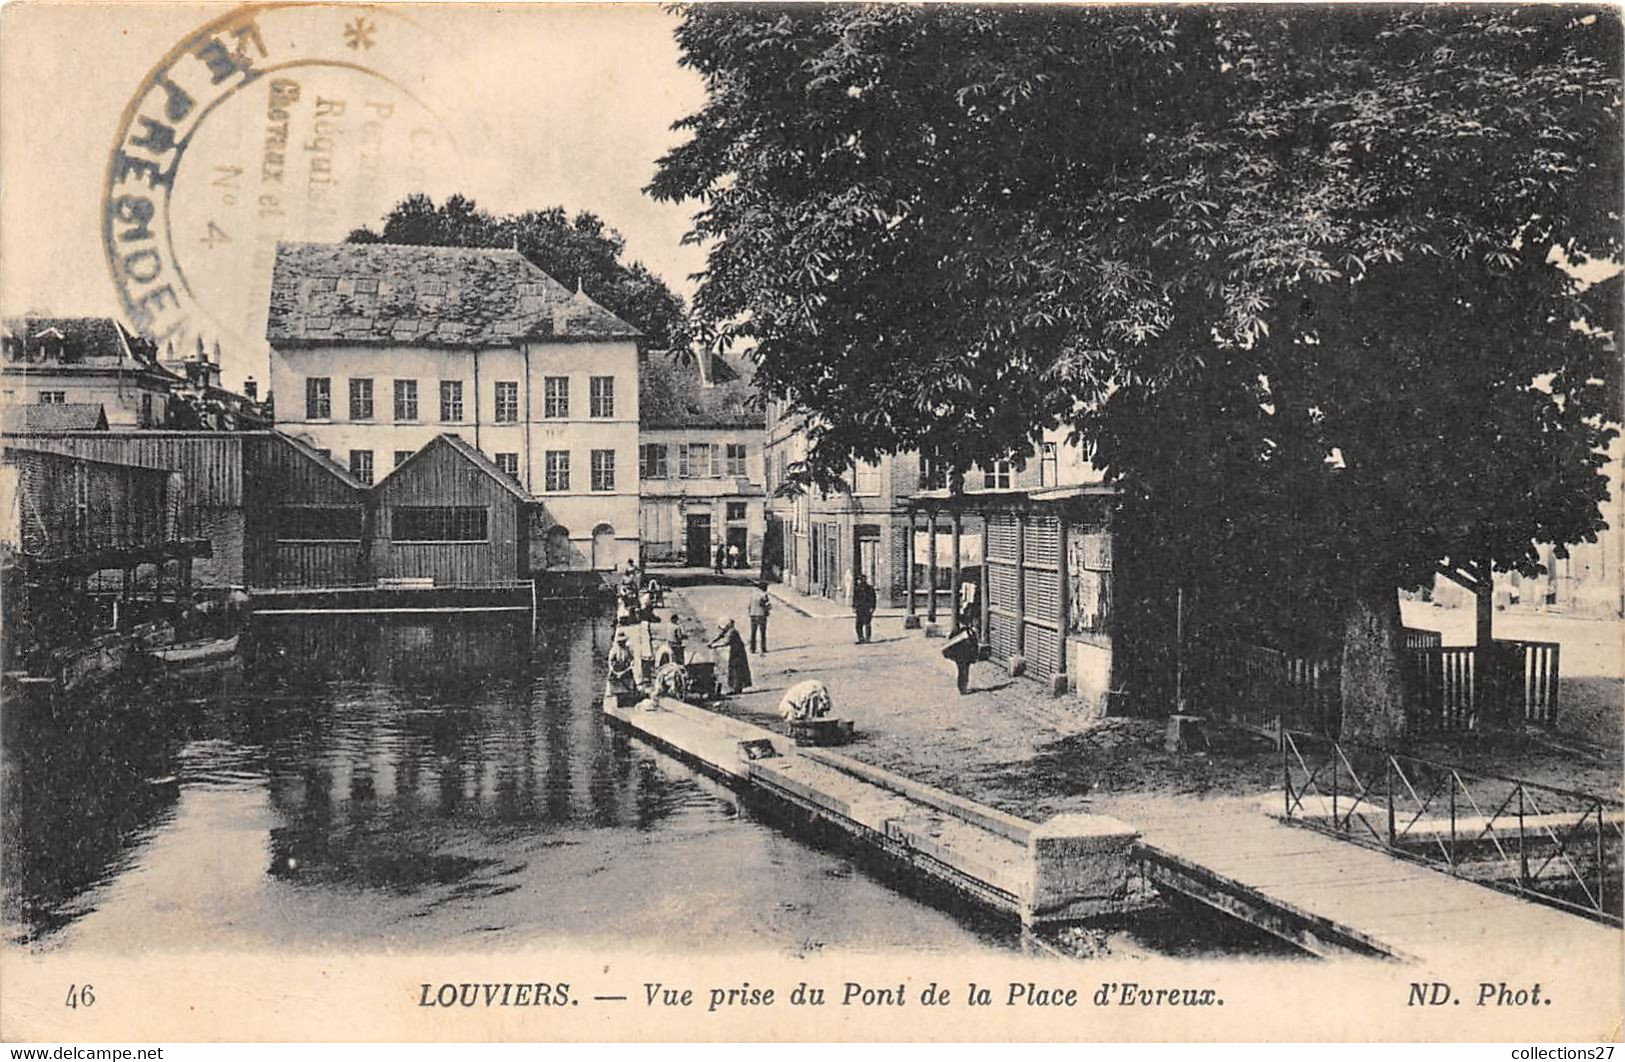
(148, 633), (240, 667)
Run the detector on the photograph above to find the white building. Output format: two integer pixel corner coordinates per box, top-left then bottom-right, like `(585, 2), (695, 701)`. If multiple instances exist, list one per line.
(266, 241), (643, 571)
(638, 351), (766, 567)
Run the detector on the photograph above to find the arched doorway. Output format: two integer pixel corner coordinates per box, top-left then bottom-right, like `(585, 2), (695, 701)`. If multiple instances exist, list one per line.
(545, 525), (574, 570)
(591, 523), (616, 571)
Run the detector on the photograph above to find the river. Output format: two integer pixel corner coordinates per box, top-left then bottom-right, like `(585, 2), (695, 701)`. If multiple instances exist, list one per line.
(2, 608), (1289, 959)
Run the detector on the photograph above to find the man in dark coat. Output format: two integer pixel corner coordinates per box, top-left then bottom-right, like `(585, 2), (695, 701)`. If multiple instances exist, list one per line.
(853, 573), (877, 644)
(708, 619), (752, 693)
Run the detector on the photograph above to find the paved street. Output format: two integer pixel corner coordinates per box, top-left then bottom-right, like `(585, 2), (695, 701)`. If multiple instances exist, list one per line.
(662, 581), (1623, 830)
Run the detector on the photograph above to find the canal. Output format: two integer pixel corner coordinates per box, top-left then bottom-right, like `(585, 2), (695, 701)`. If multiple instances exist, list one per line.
(2, 609), (1290, 959)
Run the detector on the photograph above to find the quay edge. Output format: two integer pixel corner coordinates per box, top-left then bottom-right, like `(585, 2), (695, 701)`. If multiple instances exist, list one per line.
(599, 668), (1142, 929)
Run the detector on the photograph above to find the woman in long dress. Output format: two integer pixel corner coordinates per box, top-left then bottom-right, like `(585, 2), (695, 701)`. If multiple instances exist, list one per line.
(708, 619), (752, 694)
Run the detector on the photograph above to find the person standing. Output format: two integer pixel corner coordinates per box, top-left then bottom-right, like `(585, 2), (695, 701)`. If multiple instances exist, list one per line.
(607, 630), (639, 702)
(727, 542), (740, 569)
(942, 623), (980, 695)
(852, 573), (877, 644)
(747, 582), (772, 653)
(713, 543), (726, 574)
(708, 619), (753, 693)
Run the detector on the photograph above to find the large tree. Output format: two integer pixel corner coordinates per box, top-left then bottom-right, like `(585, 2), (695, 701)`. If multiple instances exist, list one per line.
(650, 5), (1622, 742)
(348, 194), (690, 353)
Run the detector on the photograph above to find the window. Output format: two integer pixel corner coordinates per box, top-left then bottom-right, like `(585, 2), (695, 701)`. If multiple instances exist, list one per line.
(305, 377), (331, 419)
(495, 452), (519, 479)
(544, 450), (570, 492)
(726, 502), (747, 522)
(725, 443), (747, 477)
(347, 378), (373, 420)
(543, 376), (569, 418)
(680, 443), (718, 479)
(394, 450), (415, 468)
(439, 380), (464, 422)
(591, 449), (616, 492)
(919, 454), (947, 491)
(852, 460), (882, 496)
(640, 443), (668, 480)
(38, 391), (65, 404)
(349, 449), (373, 485)
(276, 505), (363, 542)
(983, 460), (1012, 490)
(494, 380), (518, 423)
(242, 379), (257, 401)
(1040, 442), (1058, 487)
(141, 393), (155, 426)
(393, 379), (418, 421)
(589, 375), (614, 418)
(391, 506), (488, 543)
(777, 453), (788, 490)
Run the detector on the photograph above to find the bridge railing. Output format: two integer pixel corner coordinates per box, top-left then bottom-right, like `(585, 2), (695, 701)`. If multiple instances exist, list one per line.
(1282, 729), (1623, 925)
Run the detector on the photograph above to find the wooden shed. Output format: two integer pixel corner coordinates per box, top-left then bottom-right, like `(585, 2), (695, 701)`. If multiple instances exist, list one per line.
(245, 433), (369, 588)
(370, 434), (531, 586)
(1, 430), (367, 589)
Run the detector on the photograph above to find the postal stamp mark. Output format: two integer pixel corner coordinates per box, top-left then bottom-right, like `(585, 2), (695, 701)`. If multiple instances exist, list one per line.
(103, 4), (465, 361)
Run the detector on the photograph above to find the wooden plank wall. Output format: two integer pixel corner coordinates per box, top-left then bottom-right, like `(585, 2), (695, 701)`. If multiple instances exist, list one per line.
(371, 442), (523, 585)
(244, 435), (369, 588)
(3, 447), (175, 558)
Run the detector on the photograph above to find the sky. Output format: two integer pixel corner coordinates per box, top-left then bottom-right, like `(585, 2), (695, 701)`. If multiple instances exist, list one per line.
(0, 2), (711, 389)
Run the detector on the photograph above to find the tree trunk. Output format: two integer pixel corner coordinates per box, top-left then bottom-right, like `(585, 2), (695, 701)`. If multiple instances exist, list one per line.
(1474, 558), (1494, 649)
(1339, 582), (1408, 749)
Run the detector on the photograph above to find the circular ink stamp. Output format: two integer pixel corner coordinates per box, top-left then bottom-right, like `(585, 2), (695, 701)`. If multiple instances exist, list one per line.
(102, 4), (472, 363)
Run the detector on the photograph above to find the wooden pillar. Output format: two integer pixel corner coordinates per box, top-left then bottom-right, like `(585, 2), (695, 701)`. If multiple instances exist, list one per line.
(979, 511), (991, 640)
(950, 509), (963, 634)
(1014, 513), (1027, 658)
(904, 509), (919, 628)
(1054, 511), (1070, 694)
(926, 509), (939, 625)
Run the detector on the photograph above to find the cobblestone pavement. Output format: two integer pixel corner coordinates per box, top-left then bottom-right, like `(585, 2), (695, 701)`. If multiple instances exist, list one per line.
(656, 582), (1621, 826)
(661, 582), (1285, 825)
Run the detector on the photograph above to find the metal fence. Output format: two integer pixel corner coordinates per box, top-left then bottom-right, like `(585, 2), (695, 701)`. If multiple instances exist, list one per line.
(1282, 729), (1623, 925)
(1199, 633), (1561, 736)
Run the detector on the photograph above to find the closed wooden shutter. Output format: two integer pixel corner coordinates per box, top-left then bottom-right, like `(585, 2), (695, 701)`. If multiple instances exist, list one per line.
(985, 512), (1020, 664)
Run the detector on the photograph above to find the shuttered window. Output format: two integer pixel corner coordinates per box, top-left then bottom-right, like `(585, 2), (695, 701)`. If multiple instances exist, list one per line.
(391, 506), (488, 543)
(277, 505), (362, 542)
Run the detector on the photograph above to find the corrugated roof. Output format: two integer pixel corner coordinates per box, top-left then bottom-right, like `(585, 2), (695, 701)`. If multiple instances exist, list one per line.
(0, 403), (110, 432)
(275, 430), (369, 491)
(266, 242), (641, 347)
(374, 433), (532, 502)
(640, 352), (764, 430)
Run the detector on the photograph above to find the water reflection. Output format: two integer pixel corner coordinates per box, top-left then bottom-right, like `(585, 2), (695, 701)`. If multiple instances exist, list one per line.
(3, 609), (1015, 955)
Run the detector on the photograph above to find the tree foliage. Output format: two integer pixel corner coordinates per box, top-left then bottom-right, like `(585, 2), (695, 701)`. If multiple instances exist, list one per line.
(652, 3), (1620, 587)
(652, 6), (1621, 730)
(348, 194), (690, 352)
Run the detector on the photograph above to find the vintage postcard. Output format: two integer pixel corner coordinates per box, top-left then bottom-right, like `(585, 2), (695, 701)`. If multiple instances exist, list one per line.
(0, 1), (1620, 1045)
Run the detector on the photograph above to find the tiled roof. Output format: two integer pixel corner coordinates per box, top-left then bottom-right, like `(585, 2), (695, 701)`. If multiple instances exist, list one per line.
(1, 403), (110, 432)
(640, 352), (764, 430)
(267, 242), (641, 347)
(1, 316), (153, 364)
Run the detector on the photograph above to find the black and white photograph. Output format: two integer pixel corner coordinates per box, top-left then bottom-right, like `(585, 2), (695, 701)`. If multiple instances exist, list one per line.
(0, 1), (1620, 1045)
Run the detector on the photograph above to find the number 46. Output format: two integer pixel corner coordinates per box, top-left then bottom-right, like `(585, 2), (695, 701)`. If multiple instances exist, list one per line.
(65, 984), (95, 1008)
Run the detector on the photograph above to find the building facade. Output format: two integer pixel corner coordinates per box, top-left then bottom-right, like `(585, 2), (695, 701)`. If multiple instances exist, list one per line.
(266, 241), (642, 571)
(2, 316), (180, 428)
(764, 398), (1100, 613)
(638, 352), (766, 567)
